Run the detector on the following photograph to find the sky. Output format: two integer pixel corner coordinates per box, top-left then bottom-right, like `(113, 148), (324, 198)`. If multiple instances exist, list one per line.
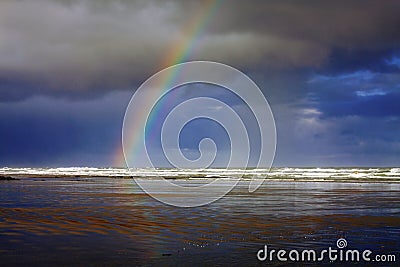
(1, 0), (400, 167)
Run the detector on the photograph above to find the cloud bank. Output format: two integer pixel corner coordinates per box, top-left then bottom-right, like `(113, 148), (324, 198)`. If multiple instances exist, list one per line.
(1, 0), (399, 100)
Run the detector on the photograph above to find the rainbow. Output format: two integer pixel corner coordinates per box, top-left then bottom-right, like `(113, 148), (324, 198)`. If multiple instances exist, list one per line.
(114, 0), (222, 167)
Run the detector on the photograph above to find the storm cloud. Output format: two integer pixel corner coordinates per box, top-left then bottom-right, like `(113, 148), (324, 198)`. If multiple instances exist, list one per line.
(0, 0), (399, 100)
(1, 0), (400, 167)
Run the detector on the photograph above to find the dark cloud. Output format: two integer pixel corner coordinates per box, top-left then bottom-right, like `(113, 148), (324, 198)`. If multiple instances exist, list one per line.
(272, 103), (400, 167)
(0, 91), (130, 166)
(0, 0), (399, 100)
(307, 66), (400, 117)
(310, 49), (400, 77)
(1, 1), (399, 167)
(212, 0), (400, 48)
(320, 93), (400, 117)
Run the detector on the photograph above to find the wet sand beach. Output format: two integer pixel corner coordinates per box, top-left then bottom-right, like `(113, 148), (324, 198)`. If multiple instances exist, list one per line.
(1, 172), (399, 266)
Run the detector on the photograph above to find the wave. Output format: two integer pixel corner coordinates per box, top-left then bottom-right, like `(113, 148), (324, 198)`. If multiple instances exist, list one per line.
(0, 167), (399, 182)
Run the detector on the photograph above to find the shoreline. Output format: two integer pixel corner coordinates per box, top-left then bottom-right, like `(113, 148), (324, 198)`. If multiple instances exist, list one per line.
(1, 174), (400, 184)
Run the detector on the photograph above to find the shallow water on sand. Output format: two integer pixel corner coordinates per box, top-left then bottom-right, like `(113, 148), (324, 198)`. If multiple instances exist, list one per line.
(1, 178), (399, 266)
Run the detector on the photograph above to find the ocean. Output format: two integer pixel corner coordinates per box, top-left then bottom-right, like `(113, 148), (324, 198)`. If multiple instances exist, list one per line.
(1, 167), (399, 266)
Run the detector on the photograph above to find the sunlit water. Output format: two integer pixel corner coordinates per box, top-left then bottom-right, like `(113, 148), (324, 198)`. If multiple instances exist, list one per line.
(1, 169), (399, 266)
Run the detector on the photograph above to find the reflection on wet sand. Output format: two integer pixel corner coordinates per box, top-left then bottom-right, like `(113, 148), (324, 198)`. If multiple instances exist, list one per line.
(1, 178), (399, 266)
